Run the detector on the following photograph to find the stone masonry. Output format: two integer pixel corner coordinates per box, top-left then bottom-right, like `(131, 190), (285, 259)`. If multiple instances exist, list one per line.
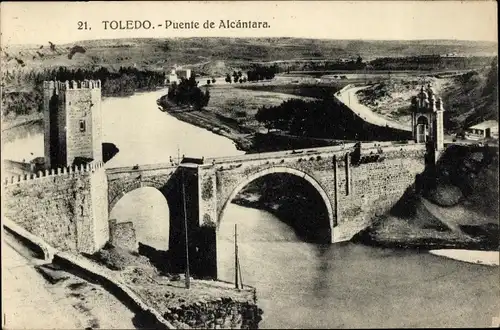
(3, 162), (109, 254)
(3, 80), (435, 278)
(43, 80), (103, 169)
(109, 219), (138, 251)
(103, 141), (426, 278)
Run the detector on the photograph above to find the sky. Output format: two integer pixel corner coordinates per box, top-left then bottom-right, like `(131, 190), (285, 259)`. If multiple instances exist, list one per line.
(1, 1), (497, 46)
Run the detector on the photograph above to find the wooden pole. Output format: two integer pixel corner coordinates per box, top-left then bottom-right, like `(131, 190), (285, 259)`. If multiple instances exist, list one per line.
(238, 249), (244, 289)
(235, 224), (240, 290)
(182, 171), (190, 289)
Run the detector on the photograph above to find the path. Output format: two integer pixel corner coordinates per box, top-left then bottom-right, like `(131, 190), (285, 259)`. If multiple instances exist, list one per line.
(2, 233), (137, 329)
(335, 85), (412, 132)
(2, 237), (82, 329)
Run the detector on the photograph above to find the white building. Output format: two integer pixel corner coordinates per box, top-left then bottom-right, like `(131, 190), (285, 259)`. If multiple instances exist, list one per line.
(465, 120), (499, 140)
(166, 65), (192, 85)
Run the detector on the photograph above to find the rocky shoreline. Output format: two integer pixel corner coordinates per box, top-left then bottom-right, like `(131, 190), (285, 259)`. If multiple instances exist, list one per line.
(86, 243), (263, 329)
(352, 225), (499, 251)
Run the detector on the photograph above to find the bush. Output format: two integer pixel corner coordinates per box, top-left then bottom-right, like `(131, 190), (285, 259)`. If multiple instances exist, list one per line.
(427, 184), (463, 207)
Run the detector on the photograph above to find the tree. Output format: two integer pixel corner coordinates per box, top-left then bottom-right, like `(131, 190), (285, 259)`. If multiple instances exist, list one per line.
(166, 72), (210, 110)
(207, 79), (211, 85)
(211, 78), (216, 83)
(225, 74), (232, 83)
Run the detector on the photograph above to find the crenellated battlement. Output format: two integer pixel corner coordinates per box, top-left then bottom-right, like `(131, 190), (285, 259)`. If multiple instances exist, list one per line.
(3, 161), (105, 186)
(43, 79), (102, 92)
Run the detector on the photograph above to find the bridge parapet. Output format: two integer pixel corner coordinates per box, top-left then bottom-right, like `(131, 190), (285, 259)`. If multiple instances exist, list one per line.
(198, 141), (423, 170)
(203, 143), (357, 167)
(3, 160), (105, 186)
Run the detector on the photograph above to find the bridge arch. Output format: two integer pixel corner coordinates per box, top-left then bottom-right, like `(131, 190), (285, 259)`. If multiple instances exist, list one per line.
(217, 166), (335, 236)
(108, 180), (167, 212)
(108, 181), (172, 251)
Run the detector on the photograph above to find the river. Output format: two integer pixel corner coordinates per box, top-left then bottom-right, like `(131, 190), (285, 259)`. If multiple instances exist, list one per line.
(3, 88), (499, 328)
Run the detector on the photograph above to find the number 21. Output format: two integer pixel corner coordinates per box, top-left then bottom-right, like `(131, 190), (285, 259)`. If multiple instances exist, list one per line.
(78, 21), (89, 30)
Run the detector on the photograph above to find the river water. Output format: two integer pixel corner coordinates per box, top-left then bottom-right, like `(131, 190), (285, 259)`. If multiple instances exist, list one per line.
(3, 89), (499, 328)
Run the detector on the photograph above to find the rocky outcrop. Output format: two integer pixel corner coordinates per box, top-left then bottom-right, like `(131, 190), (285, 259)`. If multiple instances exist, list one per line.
(163, 297), (263, 329)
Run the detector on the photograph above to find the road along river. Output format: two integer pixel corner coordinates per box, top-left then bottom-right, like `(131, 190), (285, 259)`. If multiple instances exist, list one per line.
(3, 88), (499, 328)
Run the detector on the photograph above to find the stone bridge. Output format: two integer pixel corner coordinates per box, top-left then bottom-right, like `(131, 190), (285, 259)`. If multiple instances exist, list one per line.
(105, 141), (427, 277)
(4, 141), (427, 279)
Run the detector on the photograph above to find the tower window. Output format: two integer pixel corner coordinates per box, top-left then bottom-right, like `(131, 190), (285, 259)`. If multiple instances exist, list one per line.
(79, 120), (86, 132)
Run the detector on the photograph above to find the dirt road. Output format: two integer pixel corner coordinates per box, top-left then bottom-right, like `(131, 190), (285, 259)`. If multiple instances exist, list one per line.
(2, 233), (137, 329)
(335, 86), (412, 132)
(2, 237), (82, 329)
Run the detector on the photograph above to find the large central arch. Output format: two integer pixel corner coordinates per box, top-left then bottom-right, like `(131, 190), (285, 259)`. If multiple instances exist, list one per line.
(217, 166), (335, 237)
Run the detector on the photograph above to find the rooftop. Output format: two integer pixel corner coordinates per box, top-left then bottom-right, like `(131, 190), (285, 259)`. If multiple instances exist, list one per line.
(469, 120), (498, 130)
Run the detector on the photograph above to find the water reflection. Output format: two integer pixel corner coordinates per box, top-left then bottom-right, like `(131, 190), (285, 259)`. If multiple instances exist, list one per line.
(218, 203), (499, 329)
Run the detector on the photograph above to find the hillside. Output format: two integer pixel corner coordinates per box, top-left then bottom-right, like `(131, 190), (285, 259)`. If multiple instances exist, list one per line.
(441, 62), (499, 132)
(359, 145), (499, 250)
(355, 60), (498, 133)
(2, 38), (497, 130)
(2, 38), (497, 76)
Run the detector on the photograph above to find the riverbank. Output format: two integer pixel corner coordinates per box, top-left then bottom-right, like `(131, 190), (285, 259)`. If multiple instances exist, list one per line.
(1, 113), (44, 146)
(356, 144), (499, 251)
(166, 110), (255, 152)
(86, 243), (262, 329)
(353, 214), (498, 251)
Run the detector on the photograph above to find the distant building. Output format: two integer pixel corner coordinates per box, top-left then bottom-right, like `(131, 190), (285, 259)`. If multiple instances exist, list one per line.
(166, 65), (192, 85)
(465, 120), (499, 140)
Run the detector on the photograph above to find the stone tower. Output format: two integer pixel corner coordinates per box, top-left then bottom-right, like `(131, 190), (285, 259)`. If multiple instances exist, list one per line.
(410, 84), (445, 152)
(43, 80), (103, 169)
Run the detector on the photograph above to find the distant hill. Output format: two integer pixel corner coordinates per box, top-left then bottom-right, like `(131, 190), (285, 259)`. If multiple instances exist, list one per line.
(2, 38), (497, 76)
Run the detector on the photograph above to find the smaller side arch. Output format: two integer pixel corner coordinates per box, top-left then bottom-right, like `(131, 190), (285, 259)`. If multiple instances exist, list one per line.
(108, 180), (166, 213)
(217, 166), (335, 234)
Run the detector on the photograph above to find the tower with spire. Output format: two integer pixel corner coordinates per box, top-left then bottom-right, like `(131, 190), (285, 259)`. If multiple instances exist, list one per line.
(410, 83), (445, 152)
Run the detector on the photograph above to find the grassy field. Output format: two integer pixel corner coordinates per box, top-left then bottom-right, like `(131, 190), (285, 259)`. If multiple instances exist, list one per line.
(204, 83), (317, 130)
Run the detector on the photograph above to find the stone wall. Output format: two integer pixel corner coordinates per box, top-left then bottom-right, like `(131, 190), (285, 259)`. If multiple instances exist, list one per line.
(91, 166), (109, 248)
(3, 162), (109, 254)
(65, 88), (99, 165)
(335, 145), (426, 241)
(209, 143), (426, 243)
(43, 81), (102, 168)
(163, 297), (263, 329)
(198, 167), (217, 228)
(109, 219), (137, 251)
